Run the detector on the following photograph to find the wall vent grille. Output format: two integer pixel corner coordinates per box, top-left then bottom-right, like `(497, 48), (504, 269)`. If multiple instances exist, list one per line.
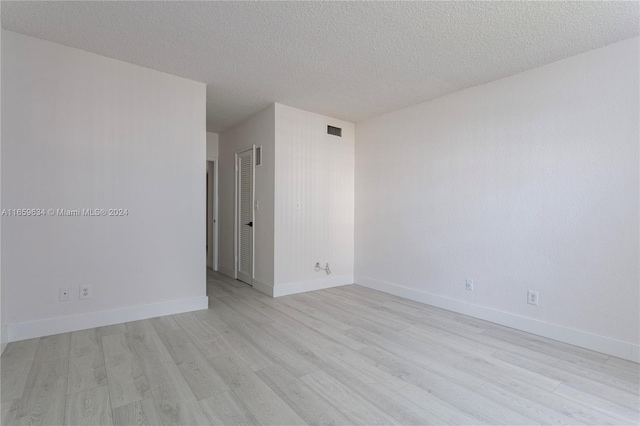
(327, 125), (342, 137)
(255, 146), (262, 166)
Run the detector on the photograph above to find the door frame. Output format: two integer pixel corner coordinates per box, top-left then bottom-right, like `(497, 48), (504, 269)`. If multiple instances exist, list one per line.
(234, 146), (256, 284)
(206, 159), (218, 271)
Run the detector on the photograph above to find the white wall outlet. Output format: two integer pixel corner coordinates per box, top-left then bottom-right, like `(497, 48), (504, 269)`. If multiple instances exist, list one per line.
(465, 279), (474, 291)
(527, 290), (539, 306)
(59, 288), (70, 301)
(80, 285), (92, 299)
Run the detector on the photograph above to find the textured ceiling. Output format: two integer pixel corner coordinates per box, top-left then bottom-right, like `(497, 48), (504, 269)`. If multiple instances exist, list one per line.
(2, 1), (638, 133)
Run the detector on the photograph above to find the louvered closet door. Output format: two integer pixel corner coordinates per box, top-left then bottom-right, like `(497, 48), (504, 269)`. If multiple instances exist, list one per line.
(237, 149), (254, 285)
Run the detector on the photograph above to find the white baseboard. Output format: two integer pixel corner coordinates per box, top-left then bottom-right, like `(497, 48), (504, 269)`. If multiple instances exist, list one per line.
(274, 274), (353, 297)
(218, 266), (235, 279)
(357, 276), (639, 363)
(252, 279), (274, 297)
(7, 295), (209, 343)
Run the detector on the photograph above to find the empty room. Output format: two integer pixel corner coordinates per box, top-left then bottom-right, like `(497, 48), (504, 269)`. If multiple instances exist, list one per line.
(0, 1), (638, 425)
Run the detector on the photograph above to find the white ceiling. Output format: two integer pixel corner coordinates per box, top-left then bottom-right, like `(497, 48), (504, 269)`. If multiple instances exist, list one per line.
(2, 1), (638, 133)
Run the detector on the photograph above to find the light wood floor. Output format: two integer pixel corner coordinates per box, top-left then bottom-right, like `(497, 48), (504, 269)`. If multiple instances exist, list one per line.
(2, 270), (639, 425)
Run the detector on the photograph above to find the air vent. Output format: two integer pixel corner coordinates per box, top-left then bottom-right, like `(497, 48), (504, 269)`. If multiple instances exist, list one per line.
(255, 146), (262, 166)
(327, 125), (342, 137)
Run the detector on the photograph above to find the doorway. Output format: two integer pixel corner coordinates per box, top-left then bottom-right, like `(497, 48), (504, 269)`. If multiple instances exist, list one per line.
(235, 148), (254, 285)
(206, 160), (217, 270)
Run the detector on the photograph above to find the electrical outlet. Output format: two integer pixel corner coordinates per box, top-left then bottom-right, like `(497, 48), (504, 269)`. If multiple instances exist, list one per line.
(79, 285), (92, 299)
(59, 288), (70, 301)
(465, 279), (474, 291)
(527, 290), (539, 306)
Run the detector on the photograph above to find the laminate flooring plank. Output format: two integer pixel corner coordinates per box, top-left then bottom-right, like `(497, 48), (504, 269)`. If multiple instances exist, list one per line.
(408, 314), (488, 337)
(13, 357), (68, 426)
(173, 312), (232, 359)
(259, 324), (365, 383)
(317, 341), (414, 391)
(401, 324), (496, 357)
(299, 369), (397, 425)
(262, 297), (366, 351)
(453, 352), (562, 392)
(157, 328), (230, 400)
(451, 327), (565, 366)
(97, 324), (128, 338)
(560, 356), (640, 384)
(313, 290), (415, 332)
(345, 292), (491, 338)
(125, 320), (172, 360)
(212, 299), (319, 377)
(328, 285), (409, 307)
(33, 333), (71, 364)
(493, 350), (639, 410)
(1, 399), (20, 425)
(358, 345), (534, 425)
(65, 385), (113, 426)
(1, 338), (39, 401)
(477, 382), (604, 425)
(346, 327), (484, 389)
(173, 311), (224, 341)
(212, 294), (275, 327)
(285, 295), (355, 331)
(67, 328), (107, 395)
(555, 359), (639, 394)
(256, 364), (352, 425)
(102, 332), (151, 409)
(471, 360), (635, 424)
(137, 355), (211, 425)
(484, 327), (610, 364)
(394, 383), (488, 425)
(199, 390), (259, 426)
(340, 373), (450, 425)
(376, 296), (494, 334)
(346, 324), (466, 366)
(149, 315), (181, 334)
(218, 290), (295, 325)
(293, 293), (408, 334)
(198, 312), (274, 371)
(111, 397), (162, 426)
(220, 293), (334, 342)
(326, 286), (458, 327)
(338, 284), (486, 330)
(606, 357), (640, 373)
(381, 295), (496, 335)
(209, 273), (246, 288)
(208, 353), (306, 425)
(554, 383), (639, 424)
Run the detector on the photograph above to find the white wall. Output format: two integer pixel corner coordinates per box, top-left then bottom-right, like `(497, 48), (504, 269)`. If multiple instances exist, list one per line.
(218, 105), (275, 289)
(207, 132), (219, 160)
(1, 31), (208, 341)
(0, 13), (5, 353)
(274, 104), (354, 296)
(355, 37), (639, 361)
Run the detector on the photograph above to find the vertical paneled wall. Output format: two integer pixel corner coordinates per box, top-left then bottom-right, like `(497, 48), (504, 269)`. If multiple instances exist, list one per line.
(274, 104), (354, 293)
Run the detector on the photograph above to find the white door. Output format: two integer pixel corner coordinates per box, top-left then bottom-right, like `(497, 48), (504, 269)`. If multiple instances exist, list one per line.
(236, 149), (254, 285)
